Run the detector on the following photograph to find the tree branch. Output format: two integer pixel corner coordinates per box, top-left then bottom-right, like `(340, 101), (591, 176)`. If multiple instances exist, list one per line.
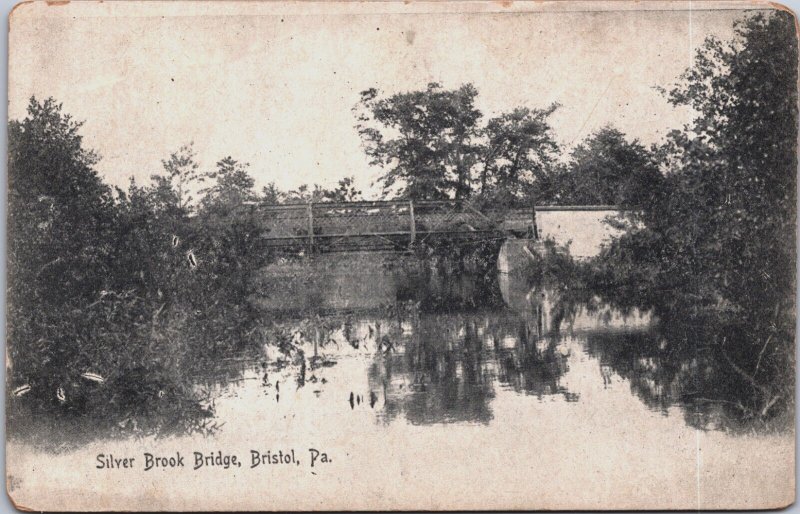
(752, 333), (772, 378)
(719, 337), (770, 395)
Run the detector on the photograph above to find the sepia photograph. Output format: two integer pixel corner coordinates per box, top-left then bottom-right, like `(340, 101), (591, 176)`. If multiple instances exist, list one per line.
(5, 0), (797, 510)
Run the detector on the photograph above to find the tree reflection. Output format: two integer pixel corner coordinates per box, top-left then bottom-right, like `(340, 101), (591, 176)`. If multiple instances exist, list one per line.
(583, 323), (791, 432)
(367, 304), (582, 425)
(368, 314), (495, 425)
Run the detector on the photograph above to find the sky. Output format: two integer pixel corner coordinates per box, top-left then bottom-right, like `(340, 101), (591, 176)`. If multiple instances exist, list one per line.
(9, 1), (749, 198)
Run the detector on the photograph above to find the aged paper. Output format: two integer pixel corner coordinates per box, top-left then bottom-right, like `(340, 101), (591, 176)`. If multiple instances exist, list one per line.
(6, 1), (796, 510)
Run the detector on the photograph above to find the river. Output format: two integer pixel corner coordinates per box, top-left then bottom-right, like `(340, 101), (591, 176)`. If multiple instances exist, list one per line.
(6, 271), (795, 510)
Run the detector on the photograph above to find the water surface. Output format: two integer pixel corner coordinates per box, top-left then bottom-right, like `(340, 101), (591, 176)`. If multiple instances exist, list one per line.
(7, 276), (794, 510)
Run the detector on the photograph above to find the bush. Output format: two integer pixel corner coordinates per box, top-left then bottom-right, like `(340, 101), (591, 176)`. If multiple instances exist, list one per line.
(7, 99), (271, 441)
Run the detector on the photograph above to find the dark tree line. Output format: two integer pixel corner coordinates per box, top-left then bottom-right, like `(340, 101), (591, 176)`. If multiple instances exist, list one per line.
(262, 176), (362, 204)
(354, 83), (661, 208)
(586, 12), (796, 419)
(7, 101), (274, 433)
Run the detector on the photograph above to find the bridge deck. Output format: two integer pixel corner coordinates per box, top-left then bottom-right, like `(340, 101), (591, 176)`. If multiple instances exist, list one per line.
(253, 200), (617, 253)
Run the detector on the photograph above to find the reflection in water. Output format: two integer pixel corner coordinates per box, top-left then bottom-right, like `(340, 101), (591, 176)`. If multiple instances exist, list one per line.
(582, 328), (768, 433)
(586, 331), (680, 415)
(368, 314), (496, 425)
(359, 283), (649, 427)
(369, 309), (585, 425)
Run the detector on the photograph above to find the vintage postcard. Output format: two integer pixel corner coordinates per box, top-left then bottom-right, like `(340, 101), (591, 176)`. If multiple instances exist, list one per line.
(5, 0), (797, 510)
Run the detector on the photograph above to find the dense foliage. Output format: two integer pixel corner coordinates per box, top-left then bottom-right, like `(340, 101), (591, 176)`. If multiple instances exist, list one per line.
(355, 83), (484, 200)
(552, 126), (663, 207)
(7, 100), (271, 436)
(587, 12), (797, 419)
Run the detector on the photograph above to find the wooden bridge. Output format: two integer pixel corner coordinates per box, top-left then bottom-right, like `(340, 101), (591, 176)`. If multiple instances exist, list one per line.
(255, 200), (616, 253)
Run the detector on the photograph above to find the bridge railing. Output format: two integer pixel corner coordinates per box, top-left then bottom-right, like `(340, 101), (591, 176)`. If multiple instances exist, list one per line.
(254, 199), (530, 252)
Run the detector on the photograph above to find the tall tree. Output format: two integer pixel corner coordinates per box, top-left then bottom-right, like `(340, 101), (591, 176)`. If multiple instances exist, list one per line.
(658, 11), (797, 314)
(479, 105), (560, 204)
(8, 97), (116, 308)
(355, 83), (482, 200)
(8, 97), (117, 394)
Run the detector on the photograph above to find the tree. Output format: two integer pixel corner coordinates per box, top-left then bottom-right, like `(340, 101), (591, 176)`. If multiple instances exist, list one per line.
(283, 183), (327, 203)
(591, 11), (797, 416)
(7, 100), (270, 425)
(355, 83), (482, 200)
(557, 126), (662, 208)
(647, 11), (798, 314)
(322, 177), (362, 202)
(8, 97), (120, 401)
(281, 177), (362, 203)
(199, 157), (257, 213)
(479, 105), (560, 204)
(8, 97), (116, 308)
(191, 156), (266, 347)
(356, 83), (563, 205)
(261, 182), (285, 204)
(161, 143), (200, 211)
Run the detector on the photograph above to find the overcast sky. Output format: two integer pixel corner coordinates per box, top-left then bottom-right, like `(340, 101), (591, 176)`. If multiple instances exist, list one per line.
(9, 2), (747, 197)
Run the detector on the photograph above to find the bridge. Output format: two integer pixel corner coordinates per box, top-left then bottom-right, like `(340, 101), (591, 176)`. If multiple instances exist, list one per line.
(256, 200), (618, 254)
(251, 201), (622, 312)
